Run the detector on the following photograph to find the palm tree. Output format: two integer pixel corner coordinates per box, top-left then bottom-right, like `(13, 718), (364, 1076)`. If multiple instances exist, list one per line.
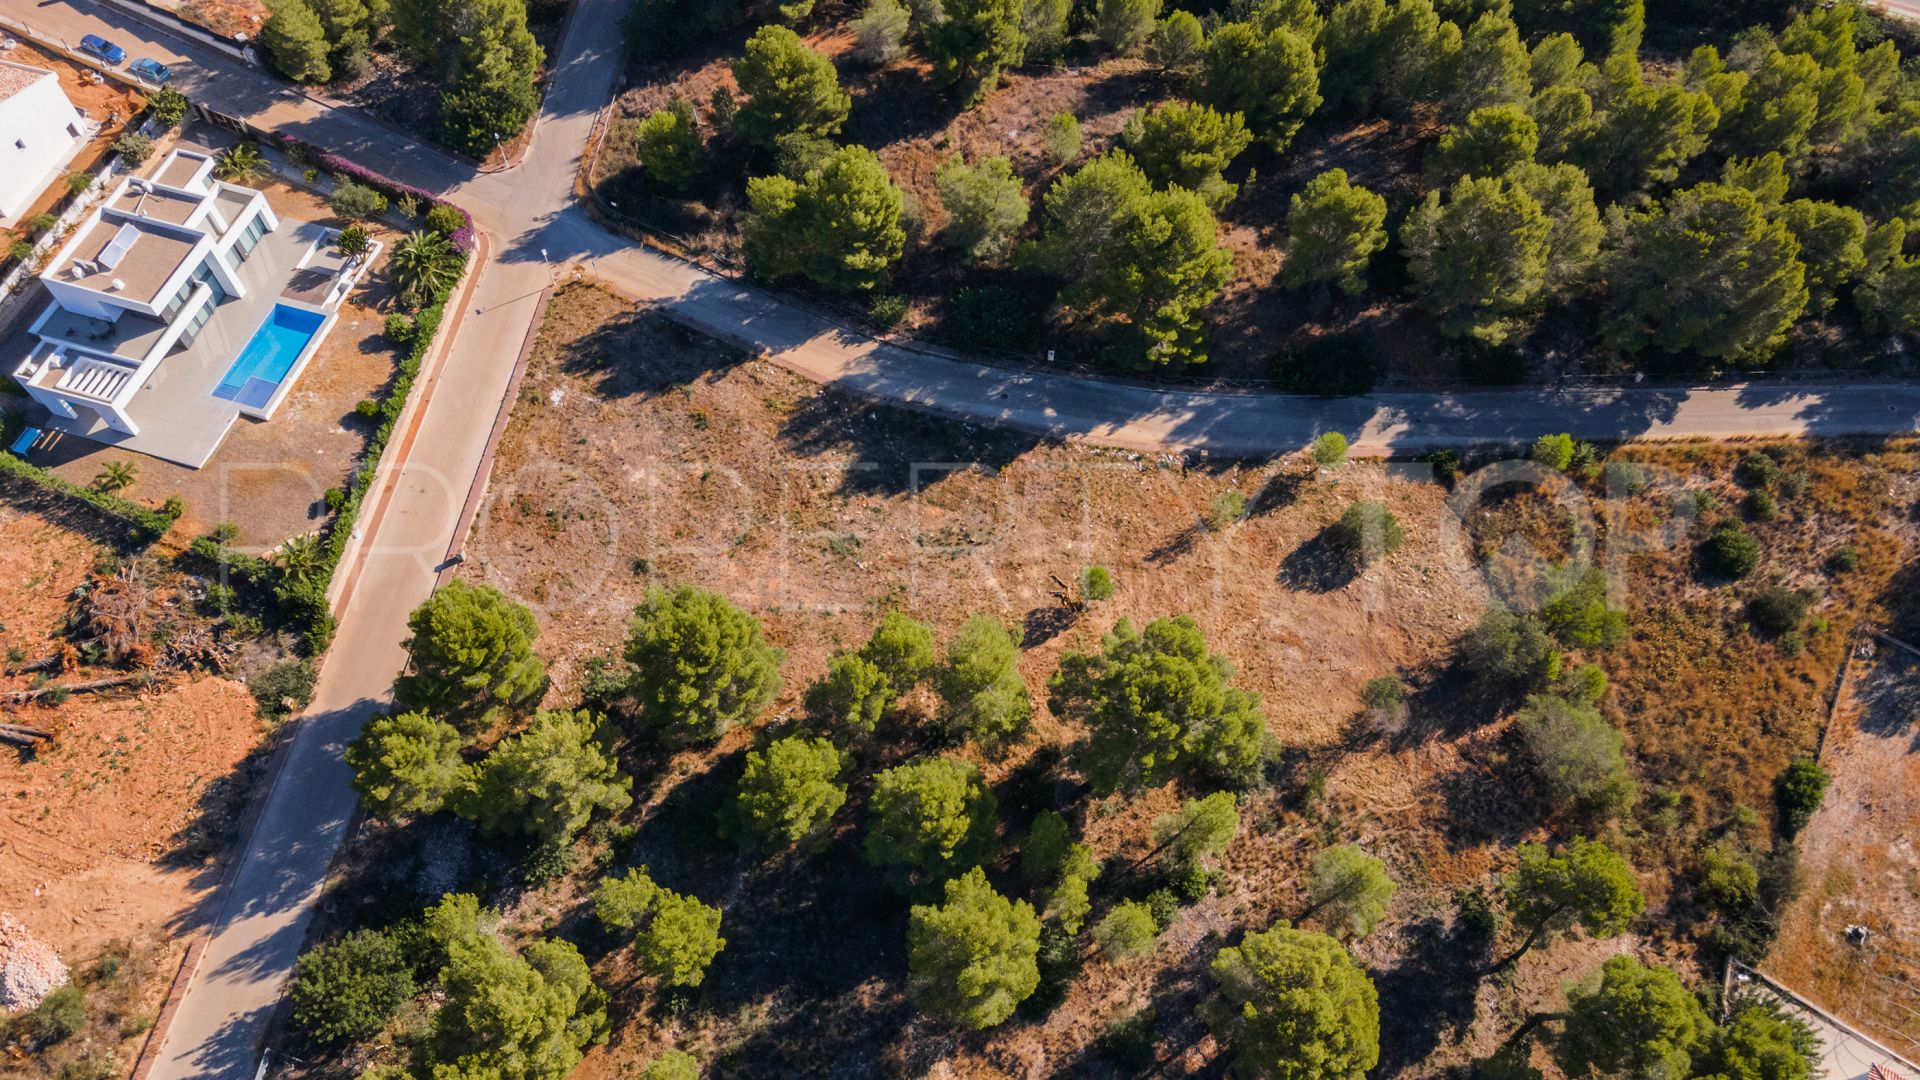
(336, 225), (370, 262)
(275, 533), (324, 587)
(93, 460), (137, 493)
(389, 230), (459, 308)
(214, 143), (266, 184)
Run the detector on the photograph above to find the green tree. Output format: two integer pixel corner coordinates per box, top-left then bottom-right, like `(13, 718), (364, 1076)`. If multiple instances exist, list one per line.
(1147, 10), (1206, 75)
(746, 145), (907, 292)
(622, 585), (785, 743)
(1329, 500), (1405, 565)
(393, 581), (547, 731)
(1530, 432), (1576, 471)
(1307, 846), (1397, 938)
(1022, 810), (1101, 931)
(1052, 615), (1266, 793)
(1695, 994), (1822, 1080)
(1451, 11), (1530, 115)
(595, 867), (727, 986)
(1379, 0), (1461, 112)
(388, 229), (463, 307)
(1576, 61), (1718, 196)
(1540, 565), (1627, 649)
(636, 97), (704, 194)
(431, 927), (608, 1079)
(804, 652), (894, 737)
(1030, 151), (1234, 364)
(1203, 22), (1321, 152)
(455, 710), (632, 842)
(1081, 565), (1116, 602)
(937, 615), (1032, 748)
(1122, 100), (1252, 208)
(1438, 103), (1538, 176)
(1530, 84), (1596, 162)
(345, 710), (465, 819)
(262, 0), (332, 83)
(864, 757), (999, 885)
(1023, 0), (1071, 59)
(1605, 182), (1808, 364)
(853, 0), (911, 63)
(861, 610), (940, 689)
(1460, 607), (1556, 684)
(1514, 692), (1635, 820)
(1151, 791), (1240, 870)
(926, 0), (1027, 104)
(727, 735), (848, 850)
(643, 1050), (701, 1080)
(1557, 955), (1711, 1080)
(1094, 901), (1158, 959)
(1723, 47), (1821, 163)
(1317, 0), (1388, 116)
(907, 867), (1041, 1028)
(1777, 200), (1866, 312)
(732, 26), (851, 149)
(1096, 0), (1160, 57)
(289, 928), (416, 1044)
(1205, 922), (1380, 1080)
(1704, 521), (1762, 578)
(1776, 755), (1829, 834)
(404, 0), (542, 155)
(1507, 162), (1603, 296)
(1402, 174), (1551, 345)
(936, 156), (1030, 262)
(1499, 837), (1645, 967)
(1041, 111), (1084, 165)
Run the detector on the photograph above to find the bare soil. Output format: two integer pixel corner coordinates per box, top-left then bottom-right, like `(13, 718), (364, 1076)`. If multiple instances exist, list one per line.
(1768, 642), (1920, 1060)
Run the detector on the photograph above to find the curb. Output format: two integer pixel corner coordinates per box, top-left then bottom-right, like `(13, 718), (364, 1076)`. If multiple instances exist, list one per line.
(435, 283), (553, 587)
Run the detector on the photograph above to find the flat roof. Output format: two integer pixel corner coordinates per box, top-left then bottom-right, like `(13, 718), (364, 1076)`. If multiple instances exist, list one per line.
(213, 186), (254, 232)
(49, 216), (200, 305)
(111, 185), (202, 225)
(0, 60), (54, 104)
(155, 153), (208, 191)
(37, 305), (170, 360)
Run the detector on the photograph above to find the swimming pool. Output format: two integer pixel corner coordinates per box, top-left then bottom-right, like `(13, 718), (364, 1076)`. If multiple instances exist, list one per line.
(212, 305), (326, 410)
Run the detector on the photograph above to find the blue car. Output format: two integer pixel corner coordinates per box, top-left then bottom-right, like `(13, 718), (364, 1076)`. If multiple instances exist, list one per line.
(78, 34), (126, 66)
(129, 57), (172, 84)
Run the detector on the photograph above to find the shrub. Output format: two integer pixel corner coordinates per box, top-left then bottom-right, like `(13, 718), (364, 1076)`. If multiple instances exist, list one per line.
(288, 928), (417, 1044)
(1777, 756), (1829, 834)
(1311, 431), (1349, 468)
(27, 212), (57, 235)
(7, 240), (31, 262)
(384, 313), (417, 344)
(65, 172), (93, 196)
(335, 225), (370, 260)
(1747, 587), (1810, 636)
(113, 132), (154, 164)
(1101, 1007), (1159, 1069)
(852, 0), (910, 63)
(1744, 489), (1778, 521)
(1735, 450), (1779, 488)
(1529, 433), (1575, 471)
(1208, 490), (1245, 529)
(1094, 901), (1158, 959)
(1080, 565), (1114, 602)
(1360, 675), (1405, 713)
(869, 293), (909, 328)
(425, 204), (467, 237)
(1825, 545), (1859, 573)
(1146, 887), (1179, 931)
(329, 181), (388, 221)
(1329, 501), (1404, 564)
(1602, 459), (1649, 496)
(1703, 522), (1760, 578)
(636, 98), (705, 194)
(644, 1050), (700, 1080)
(1041, 112), (1082, 166)
(1696, 845), (1760, 911)
(1272, 335), (1379, 396)
(148, 87), (189, 127)
(30, 983), (85, 1043)
(250, 659), (317, 719)
(354, 398), (381, 419)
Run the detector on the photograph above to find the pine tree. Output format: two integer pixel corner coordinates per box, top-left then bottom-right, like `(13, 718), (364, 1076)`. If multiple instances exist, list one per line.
(746, 145), (907, 292)
(732, 26), (852, 149)
(926, 0), (1027, 104)
(1205, 922), (1380, 1080)
(622, 585), (785, 742)
(1281, 168), (1387, 294)
(907, 868), (1041, 1028)
(1203, 22), (1321, 152)
(1401, 174), (1551, 344)
(393, 581), (548, 731)
(262, 0), (333, 83)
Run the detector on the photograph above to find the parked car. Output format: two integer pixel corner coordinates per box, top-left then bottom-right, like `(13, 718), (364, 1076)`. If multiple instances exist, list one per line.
(78, 34), (126, 66)
(128, 57), (171, 84)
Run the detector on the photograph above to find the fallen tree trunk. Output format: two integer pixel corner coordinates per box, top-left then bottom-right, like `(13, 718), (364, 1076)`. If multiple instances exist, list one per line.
(2, 674), (144, 705)
(2, 656), (61, 677)
(0, 722), (53, 747)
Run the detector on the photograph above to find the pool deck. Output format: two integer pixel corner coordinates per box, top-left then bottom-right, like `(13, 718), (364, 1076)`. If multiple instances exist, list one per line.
(26, 219), (344, 468)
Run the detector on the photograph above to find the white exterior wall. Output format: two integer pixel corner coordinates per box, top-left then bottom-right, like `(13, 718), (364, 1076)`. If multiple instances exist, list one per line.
(0, 65), (87, 224)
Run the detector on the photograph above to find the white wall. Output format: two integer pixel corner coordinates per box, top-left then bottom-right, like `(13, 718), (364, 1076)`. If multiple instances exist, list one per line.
(0, 66), (87, 224)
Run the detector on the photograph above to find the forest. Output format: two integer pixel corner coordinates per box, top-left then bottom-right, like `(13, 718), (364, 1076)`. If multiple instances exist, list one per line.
(593, 0), (1920, 384)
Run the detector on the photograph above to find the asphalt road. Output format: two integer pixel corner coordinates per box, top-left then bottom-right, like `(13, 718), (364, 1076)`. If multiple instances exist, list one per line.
(1, 0), (1918, 1076)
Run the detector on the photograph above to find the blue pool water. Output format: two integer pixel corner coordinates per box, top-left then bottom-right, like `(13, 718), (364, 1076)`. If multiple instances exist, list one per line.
(212, 305), (325, 409)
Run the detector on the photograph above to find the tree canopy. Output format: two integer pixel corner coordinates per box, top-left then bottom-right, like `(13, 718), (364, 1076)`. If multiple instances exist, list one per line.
(732, 26), (852, 149)
(726, 734), (848, 851)
(455, 710), (633, 842)
(393, 581), (548, 731)
(345, 710), (465, 819)
(747, 145), (908, 293)
(622, 586), (785, 742)
(864, 757), (1000, 886)
(1307, 846), (1397, 939)
(1206, 921), (1381, 1080)
(907, 867), (1041, 1028)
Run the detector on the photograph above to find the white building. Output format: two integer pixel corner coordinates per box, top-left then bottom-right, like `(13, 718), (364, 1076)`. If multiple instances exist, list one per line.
(11, 148), (378, 467)
(0, 59), (90, 225)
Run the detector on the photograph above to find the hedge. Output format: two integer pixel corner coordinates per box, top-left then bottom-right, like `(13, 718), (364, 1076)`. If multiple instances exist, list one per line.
(0, 451), (183, 540)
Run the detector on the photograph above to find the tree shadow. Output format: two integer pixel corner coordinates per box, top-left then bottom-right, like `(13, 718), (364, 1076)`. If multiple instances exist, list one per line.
(1247, 469), (1305, 518)
(555, 303), (752, 401)
(1022, 602), (1081, 647)
(776, 387), (1042, 497)
(1145, 520), (1208, 566)
(1276, 527), (1358, 593)
(1372, 915), (1485, 1075)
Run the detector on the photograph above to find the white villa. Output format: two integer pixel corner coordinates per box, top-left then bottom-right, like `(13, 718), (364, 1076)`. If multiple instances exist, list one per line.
(11, 147), (378, 467)
(0, 58), (90, 225)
